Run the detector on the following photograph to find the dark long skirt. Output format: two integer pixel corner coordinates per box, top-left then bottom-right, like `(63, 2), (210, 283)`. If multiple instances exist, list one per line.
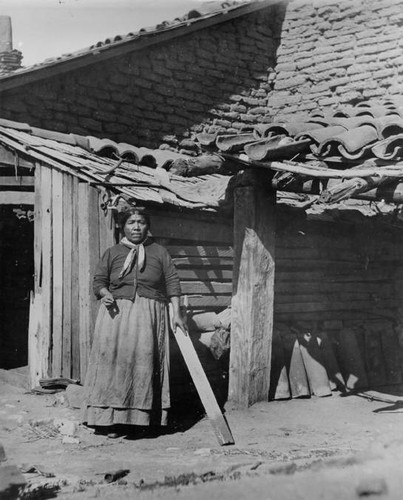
(81, 296), (170, 427)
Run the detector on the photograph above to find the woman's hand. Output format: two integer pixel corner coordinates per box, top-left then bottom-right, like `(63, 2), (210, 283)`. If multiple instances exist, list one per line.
(100, 289), (114, 308)
(173, 314), (189, 336)
(170, 296), (189, 336)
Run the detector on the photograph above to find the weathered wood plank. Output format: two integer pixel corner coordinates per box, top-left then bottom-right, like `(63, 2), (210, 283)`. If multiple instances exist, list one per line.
(28, 292), (42, 388)
(317, 331), (345, 391)
(167, 245), (233, 258)
(296, 330), (332, 397)
(177, 269), (233, 282)
(364, 327), (387, 388)
(229, 176), (276, 408)
(40, 166), (53, 379)
(275, 309), (397, 322)
(0, 190), (34, 204)
(33, 165), (42, 294)
(281, 329), (310, 398)
(88, 186), (100, 346)
(29, 164), (42, 387)
(150, 213), (232, 244)
(335, 328), (368, 390)
(62, 174), (73, 378)
(0, 176), (34, 186)
(380, 326), (403, 384)
(277, 259), (367, 269)
(182, 295), (231, 309)
(98, 197), (115, 256)
(275, 281), (393, 294)
(274, 298), (400, 313)
(78, 182), (91, 382)
(276, 247), (363, 261)
(71, 176), (80, 380)
(0, 144), (35, 168)
(171, 319), (234, 446)
(51, 169), (64, 377)
(180, 281), (232, 295)
(172, 257), (233, 267)
(274, 292), (395, 304)
(269, 328), (291, 401)
(276, 270), (395, 282)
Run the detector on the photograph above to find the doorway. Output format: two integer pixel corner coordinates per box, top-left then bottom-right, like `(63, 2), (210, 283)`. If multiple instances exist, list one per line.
(0, 205), (34, 369)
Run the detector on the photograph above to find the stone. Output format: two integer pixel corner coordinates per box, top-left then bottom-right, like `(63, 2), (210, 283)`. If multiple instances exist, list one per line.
(65, 384), (85, 409)
(53, 418), (78, 436)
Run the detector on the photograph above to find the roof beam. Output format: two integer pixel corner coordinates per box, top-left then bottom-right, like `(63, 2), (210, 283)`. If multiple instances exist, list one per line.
(0, 190), (34, 204)
(0, 176), (34, 186)
(0, 145), (35, 169)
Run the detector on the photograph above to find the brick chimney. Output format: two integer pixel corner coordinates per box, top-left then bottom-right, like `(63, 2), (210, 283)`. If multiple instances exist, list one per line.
(0, 16), (23, 75)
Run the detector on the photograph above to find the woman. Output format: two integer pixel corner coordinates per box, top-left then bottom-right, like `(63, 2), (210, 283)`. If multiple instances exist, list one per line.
(82, 207), (187, 437)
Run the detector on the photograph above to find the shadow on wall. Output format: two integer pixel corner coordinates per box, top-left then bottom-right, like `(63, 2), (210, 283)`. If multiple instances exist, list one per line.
(0, 4), (287, 149)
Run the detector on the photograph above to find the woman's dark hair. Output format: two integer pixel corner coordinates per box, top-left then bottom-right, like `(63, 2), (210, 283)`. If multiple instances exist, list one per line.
(119, 206), (151, 230)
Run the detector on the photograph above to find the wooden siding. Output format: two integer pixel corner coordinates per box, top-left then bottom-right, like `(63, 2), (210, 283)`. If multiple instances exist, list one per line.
(29, 166), (115, 385)
(152, 210), (403, 401)
(269, 216), (403, 399)
(151, 209), (233, 314)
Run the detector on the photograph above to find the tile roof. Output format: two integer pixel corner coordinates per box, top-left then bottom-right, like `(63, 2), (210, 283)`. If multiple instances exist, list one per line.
(0, 1), (269, 89)
(2, 95), (403, 218)
(194, 96), (403, 208)
(200, 96), (403, 164)
(0, 118), (230, 211)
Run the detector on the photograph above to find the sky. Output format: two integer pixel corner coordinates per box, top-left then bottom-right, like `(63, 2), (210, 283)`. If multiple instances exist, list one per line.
(0, 0), (202, 66)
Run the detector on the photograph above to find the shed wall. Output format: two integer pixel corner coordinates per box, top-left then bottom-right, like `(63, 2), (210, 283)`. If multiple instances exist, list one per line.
(163, 208), (403, 400)
(29, 166), (115, 385)
(272, 212), (403, 397)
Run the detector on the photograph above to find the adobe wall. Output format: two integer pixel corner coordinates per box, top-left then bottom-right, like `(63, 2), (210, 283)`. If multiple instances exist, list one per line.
(0, 0), (401, 150)
(270, 0), (403, 120)
(0, 4), (284, 152)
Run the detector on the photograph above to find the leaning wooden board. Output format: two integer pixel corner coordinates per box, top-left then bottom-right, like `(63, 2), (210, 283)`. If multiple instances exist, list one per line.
(170, 319), (234, 446)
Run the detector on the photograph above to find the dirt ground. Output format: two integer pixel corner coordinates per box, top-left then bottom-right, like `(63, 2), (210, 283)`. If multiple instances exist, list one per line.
(1, 378), (403, 499)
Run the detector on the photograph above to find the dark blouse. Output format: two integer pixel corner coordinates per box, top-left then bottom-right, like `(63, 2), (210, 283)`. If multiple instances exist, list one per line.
(93, 240), (181, 302)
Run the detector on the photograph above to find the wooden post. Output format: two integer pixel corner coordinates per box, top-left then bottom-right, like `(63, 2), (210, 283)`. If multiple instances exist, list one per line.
(52, 169), (64, 377)
(78, 182), (91, 382)
(229, 170), (276, 408)
(62, 174), (73, 377)
(40, 166), (53, 379)
(71, 176), (80, 380)
(28, 164), (42, 388)
(88, 186), (100, 345)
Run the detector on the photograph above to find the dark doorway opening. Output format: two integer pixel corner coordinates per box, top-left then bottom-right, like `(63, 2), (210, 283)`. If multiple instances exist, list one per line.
(0, 205), (34, 369)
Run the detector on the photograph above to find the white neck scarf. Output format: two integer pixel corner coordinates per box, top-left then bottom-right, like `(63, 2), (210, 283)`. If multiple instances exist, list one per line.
(119, 236), (147, 278)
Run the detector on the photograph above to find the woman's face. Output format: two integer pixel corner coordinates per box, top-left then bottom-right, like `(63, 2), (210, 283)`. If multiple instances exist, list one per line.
(123, 214), (149, 244)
